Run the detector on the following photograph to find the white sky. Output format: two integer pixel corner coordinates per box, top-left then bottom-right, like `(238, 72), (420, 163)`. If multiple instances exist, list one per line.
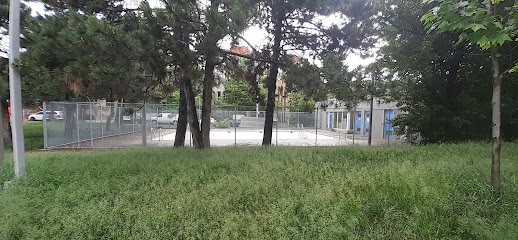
(23, 0), (374, 70)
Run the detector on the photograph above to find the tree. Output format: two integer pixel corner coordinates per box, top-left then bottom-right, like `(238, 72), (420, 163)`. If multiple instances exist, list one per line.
(161, 0), (256, 149)
(253, 0), (375, 145)
(422, 0), (518, 191)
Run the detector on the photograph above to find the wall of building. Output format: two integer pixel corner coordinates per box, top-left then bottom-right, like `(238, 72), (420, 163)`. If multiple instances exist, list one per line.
(317, 99), (400, 139)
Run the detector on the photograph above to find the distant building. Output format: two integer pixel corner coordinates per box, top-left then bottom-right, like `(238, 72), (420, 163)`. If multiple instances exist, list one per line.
(229, 46), (252, 55)
(316, 98), (402, 140)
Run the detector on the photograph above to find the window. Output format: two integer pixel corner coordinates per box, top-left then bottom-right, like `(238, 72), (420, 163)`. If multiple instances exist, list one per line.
(157, 114), (162, 117)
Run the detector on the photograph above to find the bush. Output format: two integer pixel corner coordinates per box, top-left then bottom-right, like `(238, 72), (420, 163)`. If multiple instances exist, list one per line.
(215, 119), (230, 128)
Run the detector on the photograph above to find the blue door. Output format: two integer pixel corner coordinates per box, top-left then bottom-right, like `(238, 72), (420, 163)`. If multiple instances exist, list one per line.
(355, 111), (362, 134)
(328, 113), (334, 131)
(364, 111), (370, 136)
(384, 110), (394, 139)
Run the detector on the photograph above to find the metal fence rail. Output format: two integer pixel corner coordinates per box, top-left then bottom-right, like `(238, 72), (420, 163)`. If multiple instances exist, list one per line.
(42, 101), (370, 149)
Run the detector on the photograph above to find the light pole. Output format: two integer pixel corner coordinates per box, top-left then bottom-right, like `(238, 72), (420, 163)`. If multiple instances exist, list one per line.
(9, 0), (25, 176)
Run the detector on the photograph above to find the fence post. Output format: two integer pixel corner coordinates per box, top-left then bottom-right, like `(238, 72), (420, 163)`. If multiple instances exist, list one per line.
(76, 102), (80, 147)
(118, 103), (121, 135)
(90, 102), (94, 148)
(43, 102), (48, 149)
(142, 101), (147, 147)
(100, 104), (104, 138)
(352, 108), (356, 146)
(298, 112), (300, 129)
(276, 109), (278, 146)
(234, 106), (237, 147)
(315, 107), (318, 146)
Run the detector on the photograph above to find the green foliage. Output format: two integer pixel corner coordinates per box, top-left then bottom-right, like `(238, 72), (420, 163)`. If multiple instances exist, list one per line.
(375, 0), (518, 142)
(20, 12), (146, 103)
(1, 144), (518, 238)
(284, 59), (327, 101)
(168, 91), (181, 104)
(221, 78), (265, 106)
(287, 92), (315, 112)
(215, 119), (230, 128)
(422, 0), (518, 50)
(284, 53), (370, 109)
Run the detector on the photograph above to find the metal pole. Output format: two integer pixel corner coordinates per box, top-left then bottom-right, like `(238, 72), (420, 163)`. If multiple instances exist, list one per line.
(132, 111), (135, 133)
(142, 101), (147, 147)
(368, 96), (373, 146)
(352, 108), (356, 146)
(234, 106), (237, 147)
(76, 103), (80, 147)
(43, 102), (48, 149)
(275, 110), (278, 146)
(100, 105), (104, 138)
(315, 107), (318, 146)
(89, 103), (94, 147)
(118, 103), (121, 135)
(9, 0), (25, 176)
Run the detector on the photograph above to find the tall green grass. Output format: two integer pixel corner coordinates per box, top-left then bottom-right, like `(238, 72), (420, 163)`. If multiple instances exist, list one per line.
(0, 144), (517, 239)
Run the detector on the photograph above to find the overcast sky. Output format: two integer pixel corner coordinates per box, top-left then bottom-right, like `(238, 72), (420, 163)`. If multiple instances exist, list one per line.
(22, 0), (375, 69)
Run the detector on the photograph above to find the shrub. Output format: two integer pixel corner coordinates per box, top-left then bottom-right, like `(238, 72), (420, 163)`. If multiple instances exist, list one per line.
(215, 119), (230, 128)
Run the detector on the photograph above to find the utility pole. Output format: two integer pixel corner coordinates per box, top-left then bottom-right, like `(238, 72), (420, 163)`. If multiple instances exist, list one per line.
(9, 0), (25, 176)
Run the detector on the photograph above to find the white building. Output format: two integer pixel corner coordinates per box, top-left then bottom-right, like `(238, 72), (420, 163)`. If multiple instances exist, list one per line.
(317, 99), (401, 139)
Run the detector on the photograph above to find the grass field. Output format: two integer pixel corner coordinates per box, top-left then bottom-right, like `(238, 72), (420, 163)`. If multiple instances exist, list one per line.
(0, 124), (518, 239)
(3, 122), (44, 152)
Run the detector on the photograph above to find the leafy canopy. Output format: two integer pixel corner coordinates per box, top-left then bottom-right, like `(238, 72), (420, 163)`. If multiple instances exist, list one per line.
(422, 0), (518, 51)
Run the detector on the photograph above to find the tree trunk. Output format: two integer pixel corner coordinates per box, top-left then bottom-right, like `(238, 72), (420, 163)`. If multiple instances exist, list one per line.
(105, 103), (115, 132)
(48, 102), (56, 121)
(114, 103), (121, 130)
(64, 104), (77, 139)
(201, 55), (216, 147)
(1, 99), (11, 143)
(262, 9), (283, 146)
(199, 0), (221, 148)
(491, 52), (502, 192)
(174, 86), (188, 147)
(184, 78), (204, 149)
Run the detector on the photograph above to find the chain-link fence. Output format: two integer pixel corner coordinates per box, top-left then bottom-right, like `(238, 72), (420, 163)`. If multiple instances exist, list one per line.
(42, 101), (367, 149)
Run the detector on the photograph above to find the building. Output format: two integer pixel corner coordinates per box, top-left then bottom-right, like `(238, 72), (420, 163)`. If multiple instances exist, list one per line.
(317, 99), (401, 139)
